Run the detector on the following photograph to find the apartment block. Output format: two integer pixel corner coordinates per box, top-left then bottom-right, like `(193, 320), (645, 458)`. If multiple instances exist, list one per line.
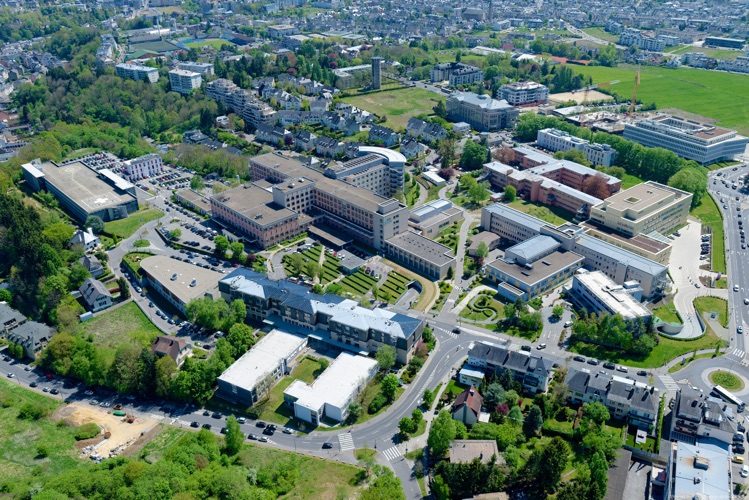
(537, 128), (617, 167)
(177, 61), (215, 76)
(430, 62), (484, 86)
(446, 92), (519, 132)
(704, 36), (745, 49)
(123, 153), (163, 181)
(115, 63), (158, 83)
(466, 340), (554, 395)
(169, 69), (202, 95)
(205, 78), (277, 128)
(498, 81), (549, 106)
(623, 115), (748, 165)
(669, 385), (738, 446)
(589, 181), (692, 237)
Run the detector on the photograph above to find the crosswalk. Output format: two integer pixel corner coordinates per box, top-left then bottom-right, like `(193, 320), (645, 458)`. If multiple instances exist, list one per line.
(731, 348), (746, 360)
(659, 374), (679, 393)
(382, 446), (402, 461)
(338, 433), (355, 451)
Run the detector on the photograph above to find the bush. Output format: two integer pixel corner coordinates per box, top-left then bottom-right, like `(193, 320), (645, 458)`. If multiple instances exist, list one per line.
(36, 446), (49, 458)
(368, 394), (387, 414)
(17, 402), (48, 421)
(74, 422), (101, 440)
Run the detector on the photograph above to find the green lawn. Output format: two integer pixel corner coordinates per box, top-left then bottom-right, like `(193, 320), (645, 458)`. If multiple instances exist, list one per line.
(665, 44), (744, 60)
(621, 173), (644, 190)
(669, 352), (720, 373)
(571, 64), (749, 136)
(122, 251), (154, 274)
(82, 301), (162, 350)
(652, 302), (682, 325)
(184, 39), (234, 50)
(581, 27), (620, 43)
(340, 87), (446, 132)
(104, 209), (163, 239)
(691, 195), (726, 273)
(694, 296), (728, 328)
(507, 200), (573, 225)
(710, 370), (744, 391)
(0, 379), (84, 491)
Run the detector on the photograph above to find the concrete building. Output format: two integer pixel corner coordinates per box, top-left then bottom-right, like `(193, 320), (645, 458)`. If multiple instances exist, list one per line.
(115, 63), (159, 83)
(536, 128), (617, 167)
(669, 385), (738, 446)
(284, 352), (378, 424)
(151, 336), (190, 367)
(485, 235), (585, 301)
(408, 199), (463, 238)
(324, 154), (392, 198)
(430, 62), (484, 86)
(498, 81), (549, 106)
(589, 181), (692, 237)
(665, 441), (732, 500)
(384, 231), (456, 281)
(219, 268), (424, 364)
(371, 56), (382, 90)
(169, 69), (202, 95)
(123, 153), (163, 181)
(205, 79), (277, 129)
(481, 204), (669, 298)
(216, 329), (307, 406)
(718, 56), (749, 74)
(268, 24), (299, 39)
(174, 188), (212, 216)
(177, 61), (214, 76)
(446, 92), (519, 132)
(7, 321), (55, 360)
(704, 36), (745, 49)
(139, 255), (223, 316)
(467, 340), (554, 395)
(79, 278), (113, 313)
(22, 160), (138, 223)
(623, 115), (749, 165)
(566, 368), (659, 432)
(568, 270), (651, 321)
(452, 386), (483, 426)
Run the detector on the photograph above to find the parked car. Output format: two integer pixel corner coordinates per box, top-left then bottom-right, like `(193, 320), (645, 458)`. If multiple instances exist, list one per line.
(322, 442), (333, 449)
(202, 423), (212, 430)
(190, 421), (199, 428)
(573, 356), (585, 362)
(247, 434), (258, 440)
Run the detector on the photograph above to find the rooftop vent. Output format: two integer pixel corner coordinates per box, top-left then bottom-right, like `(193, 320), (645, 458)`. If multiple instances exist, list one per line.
(171, 273), (178, 281)
(189, 279), (197, 287)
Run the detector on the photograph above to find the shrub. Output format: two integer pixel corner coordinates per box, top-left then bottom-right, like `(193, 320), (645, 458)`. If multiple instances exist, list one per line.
(368, 394), (387, 414)
(75, 422), (101, 440)
(36, 446), (48, 458)
(17, 402), (48, 421)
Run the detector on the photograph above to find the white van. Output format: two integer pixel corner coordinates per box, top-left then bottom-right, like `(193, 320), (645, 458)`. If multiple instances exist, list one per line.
(563, 320), (573, 328)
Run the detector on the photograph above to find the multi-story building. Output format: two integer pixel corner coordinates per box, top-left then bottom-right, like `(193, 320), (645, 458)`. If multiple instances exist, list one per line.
(669, 385), (737, 446)
(174, 188), (212, 216)
(384, 231), (456, 280)
(619, 28), (666, 52)
(430, 62), (484, 86)
(589, 181), (692, 237)
(139, 255), (223, 316)
(623, 115), (749, 165)
(267, 24), (299, 39)
(664, 442), (732, 500)
(205, 78), (277, 129)
(718, 56), (749, 74)
(115, 63), (158, 83)
(566, 368), (660, 432)
(466, 340), (555, 395)
(408, 199), (463, 239)
(218, 268), (424, 364)
(371, 56), (382, 90)
(122, 153), (163, 181)
(177, 61), (215, 76)
(704, 36), (745, 49)
(536, 128), (617, 167)
(568, 270), (651, 321)
(480, 204), (669, 298)
(168, 69), (202, 95)
(323, 154), (392, 197)
(446, 92), (518, 132)
(498, 81), (549, 106)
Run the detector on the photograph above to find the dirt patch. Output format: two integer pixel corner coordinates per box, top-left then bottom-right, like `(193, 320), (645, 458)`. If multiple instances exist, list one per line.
(549, 90), (612, 104)
(122, 425), (165, 458)
(53, 403), (157, 458)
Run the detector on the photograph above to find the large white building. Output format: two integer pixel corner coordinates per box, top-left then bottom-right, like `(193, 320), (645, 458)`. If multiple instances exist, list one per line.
(123, 153), (163, 181)
(283, 352), (378, 424)
(206, 78), (277, 128)
(498, 81), (549, 106)
(537, 128), (617, 167)
(623, 115), (749, 165)
(446, 92), (519, 132)
(169, 69), (202, 95)
(177, 61), (215, 76)
(430, 62), (484, 86)
(664, 441), (732, 500)
(216, 329), (307, 407)
(569, 270), (651, 321)
(115, 63), (159, 83)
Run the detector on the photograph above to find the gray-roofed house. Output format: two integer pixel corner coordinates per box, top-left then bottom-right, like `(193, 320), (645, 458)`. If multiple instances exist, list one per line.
(400, 137), (423, 159)
(0, 303), (26, 335)
(79, 278), (113, 312)
(151, 335), (190, 367)
(80, 254), (105, 278)
(669, 384), (737, 445)
(369, 125), (400, 147)
(293, 130), (317, 152)
(452, 386), (484, 425)
(467, 340), (554, 394)
(7, 321), (55, 360)
(70, 228), (100, 252)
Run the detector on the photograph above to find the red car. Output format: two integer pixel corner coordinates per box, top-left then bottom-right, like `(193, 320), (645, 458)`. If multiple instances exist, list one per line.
(45, 373), (54, 379)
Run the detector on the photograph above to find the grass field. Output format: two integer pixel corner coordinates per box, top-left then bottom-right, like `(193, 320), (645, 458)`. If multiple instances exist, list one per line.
(0, 379), (82, 488)
(622, 173), (644, 190)
(694, 296), (728, 328)
(250, 357), (322, 427)
(122, 251), (154, 274)
(652, 302), (682, 325)
(340, 87), (446, 132)
(104, 209), (163, 239)
(184, 39), (234, 50)
(571, 64), (749, 135)
(710, 370), (744, 391)
(507, 200), (574, 225)
(82, 302), (162, 350)
(665, 45), (744, 60)
(581, 27), (620, 43)
(691, 195), (726, 273)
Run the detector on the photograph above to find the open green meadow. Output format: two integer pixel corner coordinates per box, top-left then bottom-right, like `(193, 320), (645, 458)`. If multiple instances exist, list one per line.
(664, 45), (744, 60)
(82, 301), (162, 349)
(571, 64), (749, 135)
(184, 39), (234, 50)
(104, 209), (163, 239)
(340, 87), (446, 131)
(581, 28), (620, 43)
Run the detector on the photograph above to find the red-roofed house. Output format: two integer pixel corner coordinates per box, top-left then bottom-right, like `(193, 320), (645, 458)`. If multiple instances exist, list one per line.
(452, 385), (484, 426)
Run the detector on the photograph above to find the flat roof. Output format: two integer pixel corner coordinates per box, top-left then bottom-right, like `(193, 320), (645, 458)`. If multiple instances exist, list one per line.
(483, 203), (549, 232)
(488, 250), (584, 286)
(576, 233), (668, 276)
(600, 181), (689, 216)
(37, 161), (135, 212)
(358, 146), (406, 165)
(582, 223), (670, 254)
(284, 352), (377, 410)
(169, 69), (200, 77)
(217, 329), (307, 391)
(574, 270), (651, 320)
(386, 231), (455, 266)
(140, 255), (223, 305)
(211, 185), (297, 226)
(672, 441), (732, 500)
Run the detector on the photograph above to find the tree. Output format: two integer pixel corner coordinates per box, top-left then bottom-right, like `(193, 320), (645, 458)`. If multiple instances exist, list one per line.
(484, 382), (505, 407)
(347, 402), (362, 423)
(468, 181), (490, 205)
(190, 176), (206, 191)
(423, 388), (435, 409)
(428, 410), (457, 456)
(411, 408), (423, 428)
(552, 304), (564, 320)
(361, 466), (405, 500)
(523, 405), (544, 437)
(584, 402), (610, 425)
(434, 100), (447, 119)
(459, 140), (488, 171)
(68, 262), (91, 289)
(169, 228), (182, 240)
(375, 345), (397, 372)
(507, 406), (523, 426)
(226, 322), (255, 357)
(288, 253), (304, 275)
(438, 136), (457, 169)
(230, 241), (244, 261)
(303, 260), (319, 279)
(475, 241), (489, 267)
(214, 235), (229, 257)
(668, 166), (708, 209)
(438, 167), (455, 181)
(503, 184), (516, 202)
(223, 415), (243, 455)
(538, 437), (570, 494)
(381, 374), (399, 402)
(589, 450), (608, 499)
(117, 276), (130, 299)
(504, 389), (519, 409)
(582, 173), (611, 199)
(399, 416), (417, 435)
(85, 215), (105, 234)
(554, 148), (591, 167)
(154, 355), (177, 398)
(0, 289), (11, 303)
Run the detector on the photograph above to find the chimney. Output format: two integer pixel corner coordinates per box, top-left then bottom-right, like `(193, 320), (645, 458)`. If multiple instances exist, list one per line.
(469, 387), (475, 395)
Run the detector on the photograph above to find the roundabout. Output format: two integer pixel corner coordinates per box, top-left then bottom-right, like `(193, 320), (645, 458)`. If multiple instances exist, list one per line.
(699, 366), (749, 397)
(709, 370), (745, 391)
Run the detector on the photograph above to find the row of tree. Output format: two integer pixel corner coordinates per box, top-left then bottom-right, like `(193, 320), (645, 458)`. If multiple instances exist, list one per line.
(570, 312), (657, 356)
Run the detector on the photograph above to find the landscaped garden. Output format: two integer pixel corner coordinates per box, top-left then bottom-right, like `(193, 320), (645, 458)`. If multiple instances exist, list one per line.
(651, 300), (682, 325)
(431, 282), (453, 312)
(377, 271), (411, 303)
(340, 270), (378, 297)
(709, 370), (744, 391)
(460, 293), (504, 322)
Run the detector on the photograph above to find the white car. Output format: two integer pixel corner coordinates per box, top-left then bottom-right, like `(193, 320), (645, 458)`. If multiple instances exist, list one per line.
(735, 285), (740, 292)
(741, 465), (749, 478)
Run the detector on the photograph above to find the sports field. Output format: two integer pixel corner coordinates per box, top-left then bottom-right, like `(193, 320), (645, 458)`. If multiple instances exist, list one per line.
(184, 39), (234, 50)
(571, 64), (749, 135)
(340, 87), (446, 131)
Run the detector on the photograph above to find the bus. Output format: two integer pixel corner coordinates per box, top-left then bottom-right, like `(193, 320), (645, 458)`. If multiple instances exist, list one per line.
(713, 385), (746, 413)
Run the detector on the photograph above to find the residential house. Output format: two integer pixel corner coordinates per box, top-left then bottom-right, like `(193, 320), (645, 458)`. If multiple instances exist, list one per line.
(79, 278), (113, 312)
(256, 125), (291, 146)
(369, 125), (400, 147)
(316, 136), (345, 158)
(0, 303), (26, 336)
(400, 137), (423, 159)
(151, 335), (190, 367)
(309, 95), (331, 112)
(406, 117), (447, 143)
(70, 228), (100, 252)
(293, 130), (317, 152)
(7, 321), (54, 360)
(669, 384), (737, 446)
(322, 112), (360, 136)
(80, 254), (105, 278)
(466, 340), (554, 394)
(452, 386), (483, 426)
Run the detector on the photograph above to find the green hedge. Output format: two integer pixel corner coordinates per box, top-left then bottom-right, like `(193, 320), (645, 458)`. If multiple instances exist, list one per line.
(75, 422), (101, 441)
